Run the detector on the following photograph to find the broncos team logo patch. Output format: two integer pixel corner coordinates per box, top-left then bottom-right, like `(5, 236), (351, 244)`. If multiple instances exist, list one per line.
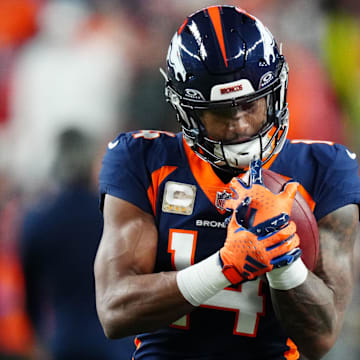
(162, 181), (196, 215)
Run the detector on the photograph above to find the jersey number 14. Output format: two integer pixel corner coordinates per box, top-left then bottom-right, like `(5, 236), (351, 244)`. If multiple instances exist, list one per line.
(168, 229), (265, 337)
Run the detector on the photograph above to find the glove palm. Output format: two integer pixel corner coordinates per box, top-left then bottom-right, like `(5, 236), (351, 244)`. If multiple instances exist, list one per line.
(219, 159), (301, 285)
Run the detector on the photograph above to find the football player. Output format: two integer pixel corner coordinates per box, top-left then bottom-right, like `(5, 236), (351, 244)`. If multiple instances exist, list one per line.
(94, 6), (360, 359)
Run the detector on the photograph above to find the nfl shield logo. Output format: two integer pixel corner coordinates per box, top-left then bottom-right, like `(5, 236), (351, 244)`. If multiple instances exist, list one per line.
(215, 190), (233, 211)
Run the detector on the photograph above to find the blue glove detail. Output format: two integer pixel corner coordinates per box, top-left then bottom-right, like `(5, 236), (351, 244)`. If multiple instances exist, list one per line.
(271, 248), (302, 268)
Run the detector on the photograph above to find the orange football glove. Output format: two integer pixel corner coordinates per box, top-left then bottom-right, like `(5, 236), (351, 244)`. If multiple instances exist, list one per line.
(219, 197), (300, 284)
(225, 159), (299, 227)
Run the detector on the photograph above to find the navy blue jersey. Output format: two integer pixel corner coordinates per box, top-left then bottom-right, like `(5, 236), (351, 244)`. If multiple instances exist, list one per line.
(99, 130), (360, 360)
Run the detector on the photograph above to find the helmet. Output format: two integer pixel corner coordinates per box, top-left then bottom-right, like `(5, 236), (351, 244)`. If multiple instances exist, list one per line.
(162, 5), (289, 173)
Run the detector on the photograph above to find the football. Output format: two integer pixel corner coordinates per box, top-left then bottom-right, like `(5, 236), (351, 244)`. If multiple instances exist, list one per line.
(262, 168), (319, 271)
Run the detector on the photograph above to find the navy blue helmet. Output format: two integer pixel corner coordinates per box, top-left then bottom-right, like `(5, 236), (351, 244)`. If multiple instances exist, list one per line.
(162, 5), (289, 172)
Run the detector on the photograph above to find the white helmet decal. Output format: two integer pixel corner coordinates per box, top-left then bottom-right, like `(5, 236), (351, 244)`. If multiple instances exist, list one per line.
(167, 33), (188, 83)
(188, 21), (207, 61)
(255, 18), (276, 66)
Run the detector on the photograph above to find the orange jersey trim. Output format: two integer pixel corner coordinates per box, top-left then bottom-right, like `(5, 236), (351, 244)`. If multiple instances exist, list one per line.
(132, 337), (141, 360)
(297, 186), (316, 212)
(262, 150), (279, 170)
(284, 338), (300, 360)
(147, 166), (177, 215)
(183, 137), (232, 213)
(207, 6), (228, 67)
(0, 255), (33, 353)
(182, 137), (280, 213)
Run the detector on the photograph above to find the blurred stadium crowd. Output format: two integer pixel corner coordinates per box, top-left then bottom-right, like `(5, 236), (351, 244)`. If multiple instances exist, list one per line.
(0, 0), (359, 359)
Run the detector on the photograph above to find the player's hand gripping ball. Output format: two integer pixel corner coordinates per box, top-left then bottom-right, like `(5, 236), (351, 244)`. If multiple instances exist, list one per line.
(225, 159), (300, 226)
(219, 159), (301, 285)
(262, 168), (319, 271)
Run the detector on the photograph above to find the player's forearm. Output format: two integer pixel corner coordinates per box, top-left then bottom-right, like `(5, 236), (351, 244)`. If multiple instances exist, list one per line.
(269, 271), (340, 359)
(96, 271), (194, 338)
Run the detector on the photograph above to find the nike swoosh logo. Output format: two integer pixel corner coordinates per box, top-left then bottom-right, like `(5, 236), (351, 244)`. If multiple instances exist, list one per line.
(108, 140), (119, 150)
(346, 149), (357, 160)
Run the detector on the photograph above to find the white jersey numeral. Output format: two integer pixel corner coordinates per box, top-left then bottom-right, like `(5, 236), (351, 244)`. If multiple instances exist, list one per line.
(168, 229), (265, 336)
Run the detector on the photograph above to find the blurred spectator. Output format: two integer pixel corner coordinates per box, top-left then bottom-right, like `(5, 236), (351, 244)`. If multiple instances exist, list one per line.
(0, 0), (39, 48)
(0, 0), (133, 195)
(322, 0), (360, 153)
(104, 0), (222, 132)
(0, 0), (41, 127)
(319, 3), (360, 360)
(0, 173), (34, 359)
(285, 44), (345, 143)
(19, 128), (135, 360)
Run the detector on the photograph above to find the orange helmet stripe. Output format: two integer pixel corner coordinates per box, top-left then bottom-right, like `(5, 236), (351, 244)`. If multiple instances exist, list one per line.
(178, 18), (188, 35)
(207, 6), (228, 67)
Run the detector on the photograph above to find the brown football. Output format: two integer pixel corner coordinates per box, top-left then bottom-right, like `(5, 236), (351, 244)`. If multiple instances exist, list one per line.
(262, 168), (319, 271)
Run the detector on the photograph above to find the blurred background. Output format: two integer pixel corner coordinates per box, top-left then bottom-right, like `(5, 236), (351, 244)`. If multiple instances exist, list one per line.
(0, 0), (359, 359)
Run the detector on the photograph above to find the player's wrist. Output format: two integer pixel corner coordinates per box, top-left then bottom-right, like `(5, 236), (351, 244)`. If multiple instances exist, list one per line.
(219, 249), (246, 284)
(266, 257), (308, 290)
(176, 252), (231, 307)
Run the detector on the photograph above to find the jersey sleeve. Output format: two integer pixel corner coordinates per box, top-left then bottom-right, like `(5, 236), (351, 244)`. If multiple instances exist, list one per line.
(99, 133), (152, 214)
(311, 143), (360, 219)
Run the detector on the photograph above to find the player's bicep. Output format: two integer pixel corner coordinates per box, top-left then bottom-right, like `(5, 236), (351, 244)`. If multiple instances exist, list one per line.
(314, 204), (359, 311)
(95, 195), (158, 282)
